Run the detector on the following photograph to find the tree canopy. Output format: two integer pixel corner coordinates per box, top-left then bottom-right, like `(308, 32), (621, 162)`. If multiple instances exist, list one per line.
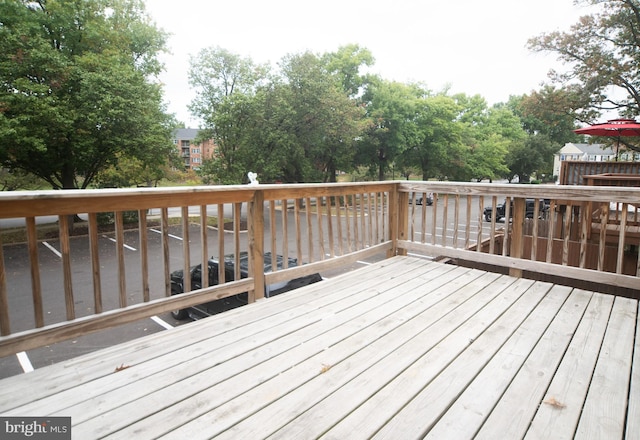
(0, 0), (175, 190)
(528, 0), (640, 120)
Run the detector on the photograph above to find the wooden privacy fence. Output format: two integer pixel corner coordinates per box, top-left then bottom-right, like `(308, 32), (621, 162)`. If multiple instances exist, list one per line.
(1, 181), (639, 357)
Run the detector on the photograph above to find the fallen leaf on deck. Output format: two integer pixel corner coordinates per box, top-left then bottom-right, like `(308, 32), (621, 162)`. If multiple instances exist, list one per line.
(543, 397), (566, 409)
(115, 363), (131, 372)
(320, 364), (332, 373)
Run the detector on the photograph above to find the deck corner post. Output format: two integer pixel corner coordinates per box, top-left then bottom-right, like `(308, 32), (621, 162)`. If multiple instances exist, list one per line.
(389, 183), (408, 257)
(509, 197), (526, 277)
(248, 189), (265, 302)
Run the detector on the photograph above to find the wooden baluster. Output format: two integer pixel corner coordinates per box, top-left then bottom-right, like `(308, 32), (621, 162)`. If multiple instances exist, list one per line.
(26, 217), (44, 327)
(88, 213), (102, 313)
(465, 195), (471, 250)
(58, 215), (74, 320)
(410, 192), (417, 243)
(476, 197), (484, 253)
(616, 205), (628, 274)
(531, 199), (540, 261)
(352, 194), (359, 251)
(281, 199), (289, 268)
(345, 196), (352, 253)
(295, 199), (303, 263)
(200, 205), (208, 288)
(139, 209), (150, 302)
(306, 197), (314, 262)
(161, 208), (170, 296)
(545, 201), (556, 263)
(234, 203), (242, 281)
(453, 194), (460, 249)
(217, 203), (225, 283)
(360, 193), (366, 250)
(336, 196), (344, 255)
(115, 211), (127, 308)
(0, 233), (10, 335)
(270, 200), (277, 269)
(326, 197), (335, 258)
(367, 192), (374, 247)
(441, 194), (449, 247)
(317, 196), (325, 260)
(421, 192), (427, 244)
(597, 203), (608, 273)
(502, 197), (511, 257)
(562, 204), (572, 266)
(579, 203), (589, 269)
(181, 207), (190, 295)
(431, 193), (438, 246)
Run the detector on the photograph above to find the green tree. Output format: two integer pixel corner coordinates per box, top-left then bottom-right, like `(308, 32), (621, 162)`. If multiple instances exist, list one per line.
(398, 92), (463, 181)
(0, 168), (44, 190)
(528, 0), (640, 119)
(357, 79), (419, 181)
(453, 95), (514, 182)
(189, 47), (269, 184)
(0, 0), (175, 190)
(506, 92), (579, 181)
(323, 44), (375, 99)
(279, 51), (366, 182)
(505, 134), (557, 183)
(188, 46), (268, 120)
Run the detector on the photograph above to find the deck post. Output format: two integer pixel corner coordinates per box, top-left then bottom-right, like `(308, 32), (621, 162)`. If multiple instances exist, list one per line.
(390, 183), (408, 257)
(248, 189), (265, 303)
(509, 197), (525, 277)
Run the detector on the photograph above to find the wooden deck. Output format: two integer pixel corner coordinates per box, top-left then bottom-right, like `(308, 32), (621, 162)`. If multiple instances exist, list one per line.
(0, 256), (638, 439)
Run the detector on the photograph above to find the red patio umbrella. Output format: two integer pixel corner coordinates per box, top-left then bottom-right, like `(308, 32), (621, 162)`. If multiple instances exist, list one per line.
(573, 118), (640, 159)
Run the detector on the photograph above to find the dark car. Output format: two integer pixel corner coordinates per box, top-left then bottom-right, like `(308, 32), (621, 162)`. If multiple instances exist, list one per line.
(483, 198), (549, 222)
(170, 251), (322, 320)
(410, 193), (433, 206)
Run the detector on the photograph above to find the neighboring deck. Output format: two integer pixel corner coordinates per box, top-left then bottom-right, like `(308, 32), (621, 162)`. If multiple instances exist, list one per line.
(0, 256), (638, 439)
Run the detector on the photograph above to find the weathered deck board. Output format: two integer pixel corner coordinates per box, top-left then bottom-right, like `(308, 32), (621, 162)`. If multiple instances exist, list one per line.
(0, 256), (637, 440)
(525, 292), (614, 440)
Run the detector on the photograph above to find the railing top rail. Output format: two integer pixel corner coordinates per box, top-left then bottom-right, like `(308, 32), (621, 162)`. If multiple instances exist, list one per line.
(398, 181), (640, 204)
(0, 182), (398, 219)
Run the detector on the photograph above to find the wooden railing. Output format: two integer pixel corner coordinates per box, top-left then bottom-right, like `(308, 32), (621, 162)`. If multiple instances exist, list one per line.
(398, 182), (640, 292)
(1, 181), (639, 357)
(0, 183), (393, 356)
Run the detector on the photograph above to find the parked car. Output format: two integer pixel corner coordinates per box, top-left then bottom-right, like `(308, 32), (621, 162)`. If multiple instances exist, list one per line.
(483, 198), (549, 222)
(170, 252), (322, 320)
(410, 193), (434, 206)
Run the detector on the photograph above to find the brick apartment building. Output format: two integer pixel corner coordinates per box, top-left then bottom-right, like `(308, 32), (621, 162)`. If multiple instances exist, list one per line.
(172, 128), (216, 171)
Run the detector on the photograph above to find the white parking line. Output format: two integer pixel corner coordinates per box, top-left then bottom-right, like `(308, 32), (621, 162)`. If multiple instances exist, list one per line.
(42, 241), (62, 258)
(150, 228), (183, 241)
(151, 316), (174, 330)
(16, 351), (34, 373)
(102, 235), (137, 251)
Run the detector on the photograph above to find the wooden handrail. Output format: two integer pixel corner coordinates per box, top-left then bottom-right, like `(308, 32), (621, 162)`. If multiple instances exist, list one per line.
(1, 181), (639, 357)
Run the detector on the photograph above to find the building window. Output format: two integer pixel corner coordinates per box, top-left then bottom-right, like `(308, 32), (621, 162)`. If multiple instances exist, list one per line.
(192, 148), (200, 154)
(181, 140), (190, 147)
(193, 157), (201, 163)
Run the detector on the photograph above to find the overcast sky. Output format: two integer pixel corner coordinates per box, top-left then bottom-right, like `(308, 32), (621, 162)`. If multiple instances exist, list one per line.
(146, 0), (600, 127)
